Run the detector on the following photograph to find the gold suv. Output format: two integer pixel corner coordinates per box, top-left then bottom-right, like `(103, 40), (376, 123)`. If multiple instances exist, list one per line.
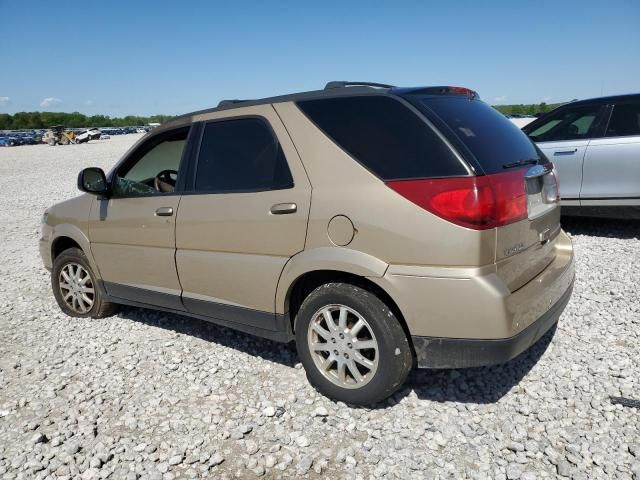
(40, 82), (575, 405)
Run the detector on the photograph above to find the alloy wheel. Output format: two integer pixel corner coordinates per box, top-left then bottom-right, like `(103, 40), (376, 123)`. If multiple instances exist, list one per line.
(58, 263), (95, 314)
(307, 304), (379, 389)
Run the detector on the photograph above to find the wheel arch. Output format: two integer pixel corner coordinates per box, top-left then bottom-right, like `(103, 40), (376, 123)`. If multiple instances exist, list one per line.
(276, 248), (412, 344)
(51, 236), (82, 260)
(50, 224), (101, 278)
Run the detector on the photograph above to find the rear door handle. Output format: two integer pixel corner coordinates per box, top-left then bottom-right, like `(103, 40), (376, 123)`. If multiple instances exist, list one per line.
(553, 149), (578, 155)
(270, 203), (297, 215)
(155, 207), (174, 216)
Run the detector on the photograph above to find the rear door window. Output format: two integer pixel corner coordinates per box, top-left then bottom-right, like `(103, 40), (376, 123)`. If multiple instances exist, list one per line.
(525, 105), (603, 142)
(194, 118), (293, 193)
(408, 95), (543, 174)
(606, 103), (640, 137)
(296, 95), (467, 180)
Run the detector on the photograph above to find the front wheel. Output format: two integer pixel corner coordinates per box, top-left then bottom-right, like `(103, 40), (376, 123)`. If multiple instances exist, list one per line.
(295, 283), (413, 405)
(52, 248), (118, 318)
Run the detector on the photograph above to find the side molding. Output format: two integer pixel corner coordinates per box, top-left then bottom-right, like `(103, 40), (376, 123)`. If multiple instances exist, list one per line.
(275, 247), (389, 314)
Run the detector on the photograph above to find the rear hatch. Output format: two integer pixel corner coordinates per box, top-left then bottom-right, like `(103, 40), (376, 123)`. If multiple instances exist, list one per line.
(403, 89), (561, 291)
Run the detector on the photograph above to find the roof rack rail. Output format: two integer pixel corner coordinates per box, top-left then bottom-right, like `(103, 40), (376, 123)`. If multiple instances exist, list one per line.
(324, 81), (394, 90)
(217, 99), (246, 108)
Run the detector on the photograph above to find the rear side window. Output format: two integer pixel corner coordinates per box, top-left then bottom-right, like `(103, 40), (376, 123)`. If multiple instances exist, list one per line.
(525, 105), (603, 142)
(194, 118), (293, 193)
(296, 96), (466, 180)
(606, 103), (640, 137)
(410, 96), (542, 174)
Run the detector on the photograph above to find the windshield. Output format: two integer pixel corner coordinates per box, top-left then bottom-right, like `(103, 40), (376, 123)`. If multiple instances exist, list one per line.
(406, 95), (543, 174)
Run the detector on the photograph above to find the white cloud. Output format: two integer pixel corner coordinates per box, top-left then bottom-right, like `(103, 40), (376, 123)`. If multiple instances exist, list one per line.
(494, 96), (507, 103)
(84, 99), (94, 106)
(0, 96), (10, 105)
(543, 96), (553, 102)
(40, 97), (62, 108)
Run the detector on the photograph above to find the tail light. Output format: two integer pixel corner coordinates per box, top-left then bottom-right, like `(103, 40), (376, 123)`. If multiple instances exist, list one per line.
(386, 170), (529, 230)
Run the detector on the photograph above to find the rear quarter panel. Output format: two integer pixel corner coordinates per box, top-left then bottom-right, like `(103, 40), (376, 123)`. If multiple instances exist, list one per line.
(273, 102), (496, 268)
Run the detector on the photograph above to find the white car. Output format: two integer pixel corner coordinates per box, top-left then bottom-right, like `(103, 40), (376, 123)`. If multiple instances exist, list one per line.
(75, 128), (101, 144)
(136, 128), (147, 134)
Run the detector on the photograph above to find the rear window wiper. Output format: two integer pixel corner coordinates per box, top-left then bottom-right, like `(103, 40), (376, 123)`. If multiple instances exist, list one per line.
(503, 158), (539, 169)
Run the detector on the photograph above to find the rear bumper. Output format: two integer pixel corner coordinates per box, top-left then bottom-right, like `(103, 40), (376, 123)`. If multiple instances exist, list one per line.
(369, 229), (575, 368)
(411, 279), (573, 368)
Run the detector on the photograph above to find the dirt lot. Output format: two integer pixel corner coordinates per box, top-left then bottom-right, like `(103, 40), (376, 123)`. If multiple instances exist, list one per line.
(0, 136), (638, 479)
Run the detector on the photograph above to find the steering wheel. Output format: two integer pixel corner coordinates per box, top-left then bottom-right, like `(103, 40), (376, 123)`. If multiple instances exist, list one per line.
(154, 169), (178, 193)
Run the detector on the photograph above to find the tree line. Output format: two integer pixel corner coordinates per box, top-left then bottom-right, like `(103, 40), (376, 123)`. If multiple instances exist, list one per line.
(1, 101), (567, 131)
(0, 112), (176, 130)
(493, 102), (563, 116)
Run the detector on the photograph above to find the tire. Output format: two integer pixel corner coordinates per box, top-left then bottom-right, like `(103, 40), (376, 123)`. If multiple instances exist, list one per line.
(47, 139), (55, 146)
(52, 248), (118, 319)
(295, 282), (413, 405)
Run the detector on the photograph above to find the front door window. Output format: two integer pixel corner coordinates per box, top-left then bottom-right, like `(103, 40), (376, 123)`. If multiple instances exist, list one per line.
(113, 127), (189, 196)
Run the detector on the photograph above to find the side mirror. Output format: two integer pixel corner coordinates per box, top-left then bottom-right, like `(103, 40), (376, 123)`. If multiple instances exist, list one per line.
(78, 167), (109, 195)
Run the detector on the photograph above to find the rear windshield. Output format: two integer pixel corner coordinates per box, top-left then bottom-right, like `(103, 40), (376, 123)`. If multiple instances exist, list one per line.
(407, 96), (542, 174)
(296, 95), (468, 181)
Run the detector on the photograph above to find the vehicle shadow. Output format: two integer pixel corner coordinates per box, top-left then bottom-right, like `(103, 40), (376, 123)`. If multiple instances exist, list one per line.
(561, 215), (640, 239)
(117, 305), (557, 408)
(396, 325), (557, 405)
(117, 306), (299, 368)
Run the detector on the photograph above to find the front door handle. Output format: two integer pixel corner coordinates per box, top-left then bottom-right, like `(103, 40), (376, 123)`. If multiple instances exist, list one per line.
(270, 203), (297, 215)
(553, 149), (578, 155)
(155, 207), (174, 216)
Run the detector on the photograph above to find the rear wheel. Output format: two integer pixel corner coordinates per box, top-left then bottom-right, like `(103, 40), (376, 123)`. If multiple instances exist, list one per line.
(52, 248), (118, 318)
(295, 283), (413, 405)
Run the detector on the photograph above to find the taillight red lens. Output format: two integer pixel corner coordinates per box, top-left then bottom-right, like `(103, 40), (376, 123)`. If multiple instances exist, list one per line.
(386, 170), (528, 230)
(448, 86), (477, 96)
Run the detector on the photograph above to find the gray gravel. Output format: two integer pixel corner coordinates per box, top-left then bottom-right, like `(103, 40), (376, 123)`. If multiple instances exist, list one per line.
(0, 136), (639, 479)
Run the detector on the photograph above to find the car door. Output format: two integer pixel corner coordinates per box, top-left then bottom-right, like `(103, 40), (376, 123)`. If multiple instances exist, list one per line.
(88, 125), (193, 310)
(175, 105), (311, 332)
(581, 101), (640, 204)
(524, 104), (606, 205)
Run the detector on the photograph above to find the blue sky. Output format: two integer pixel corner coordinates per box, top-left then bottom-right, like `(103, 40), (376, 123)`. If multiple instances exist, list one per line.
(1, 0), (638, 116)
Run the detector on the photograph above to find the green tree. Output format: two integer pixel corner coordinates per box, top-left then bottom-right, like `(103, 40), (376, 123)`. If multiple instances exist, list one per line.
(0, 114), (11, 130)
(0, 112), (175, 130)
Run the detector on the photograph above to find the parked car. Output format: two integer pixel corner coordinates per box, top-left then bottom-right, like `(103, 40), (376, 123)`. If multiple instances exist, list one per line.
(136, 127), (147, 134)
(523, 94), (640, 218)
(99, 128), (121, 136)
(40, 82), (574, 404)
(15, 132), (38, 145)
(4, 133), (20, 146)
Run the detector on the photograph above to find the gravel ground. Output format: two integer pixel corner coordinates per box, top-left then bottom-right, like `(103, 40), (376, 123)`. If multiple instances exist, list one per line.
(0, 136), (638, 480)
